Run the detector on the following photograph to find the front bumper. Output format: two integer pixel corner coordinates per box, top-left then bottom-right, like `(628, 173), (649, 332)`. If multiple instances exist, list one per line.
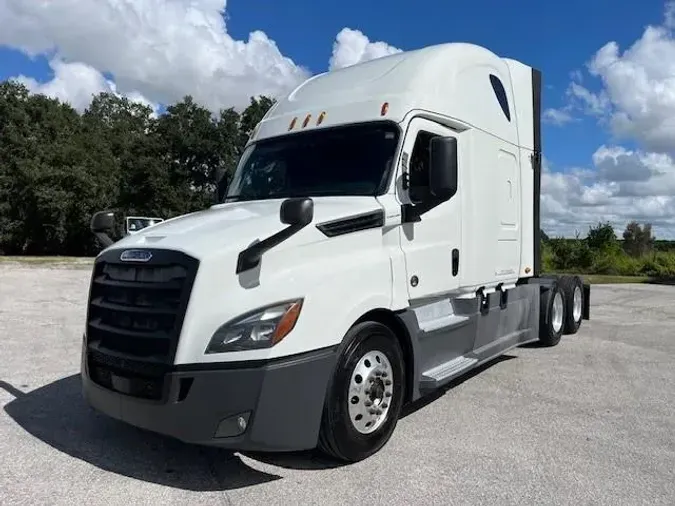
(81, 344), (337, 452)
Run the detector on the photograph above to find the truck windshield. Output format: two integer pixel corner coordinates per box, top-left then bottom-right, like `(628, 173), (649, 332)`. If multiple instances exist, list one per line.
(223, 121), (400, 202)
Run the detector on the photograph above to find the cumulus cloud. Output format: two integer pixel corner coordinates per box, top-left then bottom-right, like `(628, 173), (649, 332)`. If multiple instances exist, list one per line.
(562, 3), (675, 154)
(0, 0), (310, 112)
(540, 2), (675, 237)
(542, 146), (675, 237)
(12, 58), (157, 113)
(328, 28), (402, 71)
(543, 107), (575, 126)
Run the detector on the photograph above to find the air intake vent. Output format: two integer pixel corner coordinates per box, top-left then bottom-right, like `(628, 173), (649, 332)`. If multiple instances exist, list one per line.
(316, 210), (385, 237)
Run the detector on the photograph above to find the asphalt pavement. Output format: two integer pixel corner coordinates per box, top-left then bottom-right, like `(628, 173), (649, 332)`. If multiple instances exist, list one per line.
(1, 263), (674, 505)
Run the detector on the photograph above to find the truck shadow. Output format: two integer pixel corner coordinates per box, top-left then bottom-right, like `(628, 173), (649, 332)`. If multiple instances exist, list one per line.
(1, 354), (516, 488)
(0, 376), (342, 492)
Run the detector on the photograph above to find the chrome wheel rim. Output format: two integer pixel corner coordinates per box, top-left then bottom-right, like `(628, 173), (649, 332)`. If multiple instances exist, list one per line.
(552, 291), (564, 333)
(573, 286), (582, 322)
(347, 350), (394, 434)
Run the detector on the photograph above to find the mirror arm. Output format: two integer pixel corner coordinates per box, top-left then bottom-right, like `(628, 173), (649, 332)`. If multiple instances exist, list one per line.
(401, 197), (444, 223)
(94, 231), (114, 248)
(236, 222), (307, 274)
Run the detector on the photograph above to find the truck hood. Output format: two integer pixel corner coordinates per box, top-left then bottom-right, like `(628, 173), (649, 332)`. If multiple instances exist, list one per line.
(104, 196), (384, 260)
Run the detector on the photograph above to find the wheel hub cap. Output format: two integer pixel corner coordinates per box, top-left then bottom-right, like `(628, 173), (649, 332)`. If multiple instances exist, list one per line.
(552, 291), (563, 333)
(573, 286), (582, 322)
(348, 350), (394, 434)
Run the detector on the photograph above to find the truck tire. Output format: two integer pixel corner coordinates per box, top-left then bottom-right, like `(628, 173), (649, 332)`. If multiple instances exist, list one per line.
(558, 275), (584, 335)
(317, 321), (405, 462)
(538, 281), (566, 347)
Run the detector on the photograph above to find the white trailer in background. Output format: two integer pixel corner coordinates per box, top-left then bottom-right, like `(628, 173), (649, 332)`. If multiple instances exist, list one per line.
(82, 41), (590, 463)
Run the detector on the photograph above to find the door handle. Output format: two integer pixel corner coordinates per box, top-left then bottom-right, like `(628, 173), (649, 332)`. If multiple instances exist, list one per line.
(452, 248), (459, 276)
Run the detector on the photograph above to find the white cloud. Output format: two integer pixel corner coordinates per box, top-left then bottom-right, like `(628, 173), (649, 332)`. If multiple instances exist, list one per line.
(0, 2), (404, 113)
(543, 107), (575, 126)
(0, 0), (310, 112)
(12, 58), (157, 113)
(540, 2), (675, 238)
(328, 28), (402, 71)
(560, 3), (675, 154)
(542, 145), (675, 238)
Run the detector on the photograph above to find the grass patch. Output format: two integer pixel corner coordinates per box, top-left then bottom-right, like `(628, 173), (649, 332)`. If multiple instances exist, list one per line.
(0, 256), (94, 267)
(581, 274), (650, 284)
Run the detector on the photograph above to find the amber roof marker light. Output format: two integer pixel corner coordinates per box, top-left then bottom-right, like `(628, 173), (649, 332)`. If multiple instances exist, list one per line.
(380, 102), (389, 116)
(302, 114), (312, 128)
(317, 111), (326, 125)
(288, 117), (297, 130)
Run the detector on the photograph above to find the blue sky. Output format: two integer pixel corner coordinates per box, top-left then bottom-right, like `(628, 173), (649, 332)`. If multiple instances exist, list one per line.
(225, 0), (665, 170)
(1, 0), (675, 237)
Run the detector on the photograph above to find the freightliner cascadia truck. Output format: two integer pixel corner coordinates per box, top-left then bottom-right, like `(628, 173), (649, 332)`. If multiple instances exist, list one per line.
(82, 41), (591, 463)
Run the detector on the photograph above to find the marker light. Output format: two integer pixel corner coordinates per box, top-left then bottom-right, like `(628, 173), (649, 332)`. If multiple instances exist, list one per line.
(317, 111), (326, 125)
(381, 102), (389, 116)
(288, 117), (297, 130)
(302, 114), (312, 128)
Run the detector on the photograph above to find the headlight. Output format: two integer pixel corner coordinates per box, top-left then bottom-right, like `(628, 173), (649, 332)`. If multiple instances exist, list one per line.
(205, 299), (303, 353)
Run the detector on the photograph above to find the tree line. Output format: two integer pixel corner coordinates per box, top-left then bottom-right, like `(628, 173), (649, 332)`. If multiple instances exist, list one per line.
(0, 80), (274, 256)
(2, 78), (675, 275)
(543, 221), (675, 278)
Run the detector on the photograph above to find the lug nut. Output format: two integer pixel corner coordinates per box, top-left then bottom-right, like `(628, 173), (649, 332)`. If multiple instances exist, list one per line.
(385, 379), (392, 386)
(385, 391), (392, 397)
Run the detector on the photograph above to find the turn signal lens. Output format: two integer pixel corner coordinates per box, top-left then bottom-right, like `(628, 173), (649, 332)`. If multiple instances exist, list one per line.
(272, 301), (303, 345)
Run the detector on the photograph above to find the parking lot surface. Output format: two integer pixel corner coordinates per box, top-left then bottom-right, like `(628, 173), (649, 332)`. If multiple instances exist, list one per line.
(1, 263), (674, 505)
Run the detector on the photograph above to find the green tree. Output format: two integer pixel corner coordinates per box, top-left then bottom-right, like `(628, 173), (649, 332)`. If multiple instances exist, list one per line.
(586, 221), (619, 253)
(623, 221), (654, 257)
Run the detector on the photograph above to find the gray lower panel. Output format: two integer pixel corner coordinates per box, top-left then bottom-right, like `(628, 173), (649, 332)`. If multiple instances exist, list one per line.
(399, 284), (540, 394)
(81, 344), (338, 452)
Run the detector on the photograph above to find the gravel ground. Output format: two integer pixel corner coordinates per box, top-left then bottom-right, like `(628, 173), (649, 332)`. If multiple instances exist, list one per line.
(1, 264), (674, 506)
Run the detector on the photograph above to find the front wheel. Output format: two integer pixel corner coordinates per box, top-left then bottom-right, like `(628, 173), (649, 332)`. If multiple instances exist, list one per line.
(317, 321), (405, 462)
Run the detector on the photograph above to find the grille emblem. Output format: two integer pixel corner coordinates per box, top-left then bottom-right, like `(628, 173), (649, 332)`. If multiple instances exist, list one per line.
(120, 249), (153, 262)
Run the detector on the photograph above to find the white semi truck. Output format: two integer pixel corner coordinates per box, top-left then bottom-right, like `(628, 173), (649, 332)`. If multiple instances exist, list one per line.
(82, 42), (590, 463)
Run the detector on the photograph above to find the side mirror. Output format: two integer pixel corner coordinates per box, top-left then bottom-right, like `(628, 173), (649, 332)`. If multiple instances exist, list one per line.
(429, 136), (458, 200)
(91, 210), (115, 233)
(280, 197), (314, 227)
(90, 210), (117, 248)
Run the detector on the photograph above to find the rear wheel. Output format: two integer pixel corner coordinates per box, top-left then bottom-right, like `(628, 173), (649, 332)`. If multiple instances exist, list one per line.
(538, 282), (566, 347)
(559, 275), (584, 334)
(317, 321), (405, 462)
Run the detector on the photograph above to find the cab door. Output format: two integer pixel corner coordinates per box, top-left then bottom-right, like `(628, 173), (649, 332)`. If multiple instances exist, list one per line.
(396, 117), (462, 302)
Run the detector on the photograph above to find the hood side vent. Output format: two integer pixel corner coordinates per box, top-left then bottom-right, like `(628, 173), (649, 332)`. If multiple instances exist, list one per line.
(316, 210), (385, 237)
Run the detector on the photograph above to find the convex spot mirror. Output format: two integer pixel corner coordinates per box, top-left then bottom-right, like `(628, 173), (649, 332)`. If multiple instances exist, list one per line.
(280, 197), (314, 227)
(429, 136), (458, 201)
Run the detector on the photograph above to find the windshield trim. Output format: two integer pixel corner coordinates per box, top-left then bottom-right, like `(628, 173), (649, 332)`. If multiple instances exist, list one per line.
(223, 120), (402, 203)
